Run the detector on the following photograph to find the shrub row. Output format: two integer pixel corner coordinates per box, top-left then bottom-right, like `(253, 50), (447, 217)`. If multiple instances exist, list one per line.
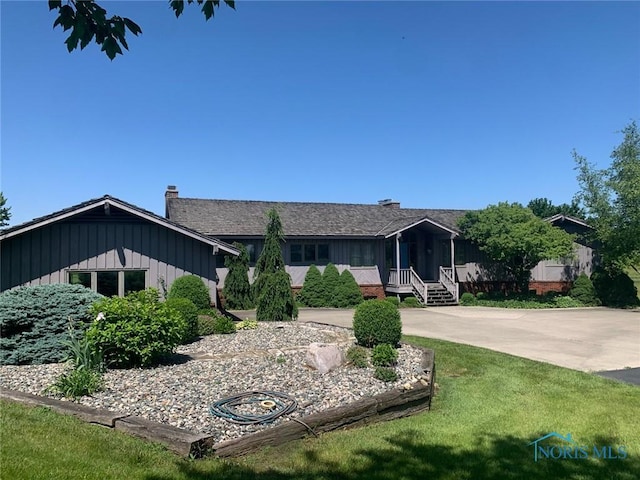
(297, 264), (363, 308)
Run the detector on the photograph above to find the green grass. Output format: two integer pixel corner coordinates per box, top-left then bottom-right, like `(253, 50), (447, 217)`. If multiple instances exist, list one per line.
(2, 337), (639, 480)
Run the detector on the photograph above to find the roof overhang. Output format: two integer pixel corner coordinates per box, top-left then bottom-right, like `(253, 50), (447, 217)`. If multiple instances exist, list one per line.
(545, 214), (592, 229)
(0, 196), (240, 256)
(383, 217), (459, 239)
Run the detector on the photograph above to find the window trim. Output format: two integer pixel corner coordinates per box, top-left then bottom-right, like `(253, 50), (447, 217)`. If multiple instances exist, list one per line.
(289, 243), (330, 264)
(67, 269), (148, 296)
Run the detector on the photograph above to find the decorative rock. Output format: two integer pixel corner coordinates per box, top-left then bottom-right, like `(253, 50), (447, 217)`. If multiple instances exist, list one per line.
(305, 343), (344, 374)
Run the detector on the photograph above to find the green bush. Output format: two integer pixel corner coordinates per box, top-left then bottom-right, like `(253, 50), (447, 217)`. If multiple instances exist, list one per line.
(374, 366), (398, 382)
(592, 267), (640, 308)
(321, 264), (341, 305)
(346, 345), (368, 368)
(86, 289), (186, 368)
(569, 273), (600, 306)
(50, 367), (104, 400)
(222, 243), (254, 309)
(384, 296), (400, 307)
(256, 270), (298, 321)
(400, 296), (422, 308)
(0, 284), (102, 365)
(553, 296), (584, 308)
(198, 310), (236, 335)
(332, 270), (364, 308)
(353, 299), (402, 348)
(164, 297), (199, 343)
(235, 318), (259, 331)
(297, 265), (326, 307)
(371, 343), (398, 367)
(167, 275), (211, 310)
(459, 292), (477, 306)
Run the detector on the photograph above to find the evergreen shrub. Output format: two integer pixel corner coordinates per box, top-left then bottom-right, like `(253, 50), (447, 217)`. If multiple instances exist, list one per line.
(592, 267), (639, 308)
(371, 343), (398, 367)
(346, 345), (369, 368)
(0, 284), (102, 365)
(400, 296), (421, 308)
(86, 289), (186, 368)
(333, 270), (364, 308)
(459, 292), (477, 306)
(384, 296), (400, 307)
(321, 263), (341, 305)
(374, 366), (398, 382)
(165, 297), (199, 342)
(222, 243), (254, 309)
(569, 273), (600, 306)
(256, 270), (298, 321)
(297, 265), (326, 307)
(167, 275), (211, 310)
(353, 299), (402, 347)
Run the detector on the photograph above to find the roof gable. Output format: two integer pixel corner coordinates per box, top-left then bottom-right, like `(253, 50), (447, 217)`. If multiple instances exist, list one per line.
(1, 195), (239, 255)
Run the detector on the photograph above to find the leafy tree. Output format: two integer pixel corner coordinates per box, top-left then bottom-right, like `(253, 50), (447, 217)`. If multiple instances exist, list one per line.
(458, 202), (575, 293)
(0, 192), (10, 227)
(527, 197), (584, 219)
(253, 209), (297, 321)
(574, 121), (640, 271)
(297, 265), (326, 307)
(222, 242), (254, 309)
(48, 0), (235, 60)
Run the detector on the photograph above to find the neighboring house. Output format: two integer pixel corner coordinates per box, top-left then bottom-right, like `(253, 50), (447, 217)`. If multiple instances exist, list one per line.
(165, 187), (597, 304)
(0, 195), (239, 306)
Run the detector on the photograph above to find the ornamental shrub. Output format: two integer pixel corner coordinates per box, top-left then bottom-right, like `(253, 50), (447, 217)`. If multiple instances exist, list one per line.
(332, 270), (364, 308)
(384, 296), (400, 307)
(297, 265), (326, 307)
(592, 267), (640, 308)
(400, 296), (422, 308)
(374, 366), (398, 383)
(86, 289), (186, 368)
(321, 263), (341, 304)
(569, 273), (600, 306)
(346, 345), (369, 368)
(459, 292), (477, 306)
(0, 284), (102, 365)
(256, 270), (298, 321)
(353, 299), (402, 347)
(236, 318), (259, 331)
(222, 243), (254, 309)
(371, 343), (398, 367)
(165, 297), (199, 342)
(167, 275), (211, 310)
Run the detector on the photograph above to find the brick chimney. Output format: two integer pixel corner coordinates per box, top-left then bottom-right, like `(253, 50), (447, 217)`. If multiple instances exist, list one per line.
(165, 185), (178, 218)
(378, 198), (400, 209)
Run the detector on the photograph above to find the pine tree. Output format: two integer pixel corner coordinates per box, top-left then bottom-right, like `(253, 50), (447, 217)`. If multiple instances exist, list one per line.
(222, 242), (254, 309)
(253, 209), (297, 321)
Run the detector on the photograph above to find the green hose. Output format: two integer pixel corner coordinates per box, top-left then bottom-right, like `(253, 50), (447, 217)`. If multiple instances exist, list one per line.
(209, 390), (298, 425)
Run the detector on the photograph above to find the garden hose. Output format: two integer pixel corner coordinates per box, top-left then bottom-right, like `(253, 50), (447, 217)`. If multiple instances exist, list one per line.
(209, 390), (298, 425)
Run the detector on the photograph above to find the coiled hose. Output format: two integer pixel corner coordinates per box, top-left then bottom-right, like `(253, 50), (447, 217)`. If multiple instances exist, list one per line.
(209, 390), (298, 425)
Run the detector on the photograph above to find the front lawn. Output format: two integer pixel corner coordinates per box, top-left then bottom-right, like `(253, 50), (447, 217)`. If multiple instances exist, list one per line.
(2, 337), (639, 480)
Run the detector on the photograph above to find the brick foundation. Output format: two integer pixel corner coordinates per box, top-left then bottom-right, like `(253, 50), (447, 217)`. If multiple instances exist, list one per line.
(461, 281), (573, 296)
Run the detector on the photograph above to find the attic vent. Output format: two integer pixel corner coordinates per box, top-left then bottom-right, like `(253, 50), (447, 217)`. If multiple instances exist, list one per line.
(378, 199), (400, 208)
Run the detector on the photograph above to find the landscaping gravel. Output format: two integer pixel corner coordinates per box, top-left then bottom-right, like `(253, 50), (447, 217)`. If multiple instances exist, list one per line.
(0, 322), (425, 444)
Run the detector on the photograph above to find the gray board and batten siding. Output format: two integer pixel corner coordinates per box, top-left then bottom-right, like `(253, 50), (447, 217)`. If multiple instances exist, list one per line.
(0, 196), (238, 305)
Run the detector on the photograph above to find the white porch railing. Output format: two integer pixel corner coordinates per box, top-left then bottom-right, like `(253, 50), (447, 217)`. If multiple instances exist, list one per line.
(388, 268), (411, 286)
(409, 267), (427, 302)
(439, 266), (459, 301)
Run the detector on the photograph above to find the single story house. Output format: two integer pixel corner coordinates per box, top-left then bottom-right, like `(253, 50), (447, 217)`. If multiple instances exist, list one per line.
(1, 189), (595, 307)
(0, 195), (239, 305)
(165, 187), (597, 305)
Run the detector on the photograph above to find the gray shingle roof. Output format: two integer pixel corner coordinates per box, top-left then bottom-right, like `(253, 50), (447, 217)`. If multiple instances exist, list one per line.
(167, 198), (468, 237)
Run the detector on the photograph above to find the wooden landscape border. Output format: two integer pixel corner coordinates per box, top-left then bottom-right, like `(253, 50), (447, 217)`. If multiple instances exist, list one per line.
(0, 346), (435, 458)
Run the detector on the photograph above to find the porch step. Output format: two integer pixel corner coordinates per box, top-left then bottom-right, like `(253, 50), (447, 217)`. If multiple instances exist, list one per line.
(423, 285), (457, 306)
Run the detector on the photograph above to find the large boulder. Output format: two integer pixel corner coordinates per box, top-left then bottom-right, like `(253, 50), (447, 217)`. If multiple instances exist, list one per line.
(305, 343), (344, 374)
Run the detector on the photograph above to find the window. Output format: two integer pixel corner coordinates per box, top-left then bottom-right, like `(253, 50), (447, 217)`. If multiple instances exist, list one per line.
(290, 243), (330, 264)
(350, 242), (375, 267)
(68, 270), (147, 296)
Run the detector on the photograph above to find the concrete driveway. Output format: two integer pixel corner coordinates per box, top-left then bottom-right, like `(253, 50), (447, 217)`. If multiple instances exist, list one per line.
(295, 307), (640, 374)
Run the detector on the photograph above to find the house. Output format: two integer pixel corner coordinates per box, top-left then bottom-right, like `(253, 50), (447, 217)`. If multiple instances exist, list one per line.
(165, 187), (597, 304)
(0, 195), (239, 305)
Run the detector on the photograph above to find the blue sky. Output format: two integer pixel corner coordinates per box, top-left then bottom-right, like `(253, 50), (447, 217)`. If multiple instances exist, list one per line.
(1, 1), (639, 226)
